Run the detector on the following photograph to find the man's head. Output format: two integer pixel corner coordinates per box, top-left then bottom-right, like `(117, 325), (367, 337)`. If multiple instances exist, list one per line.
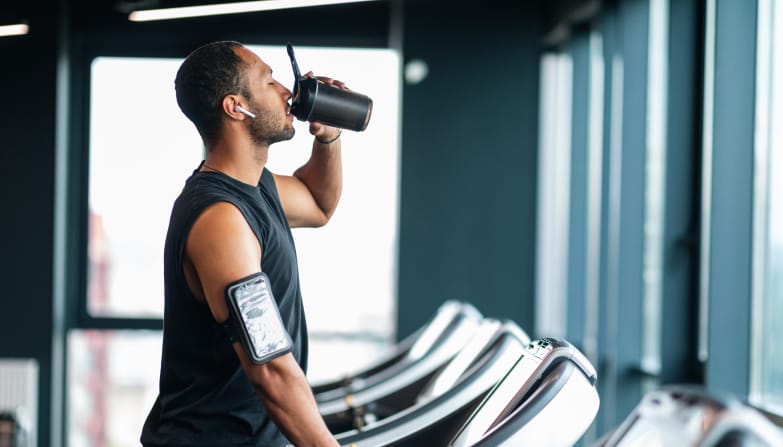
(175, 41), (294, 147)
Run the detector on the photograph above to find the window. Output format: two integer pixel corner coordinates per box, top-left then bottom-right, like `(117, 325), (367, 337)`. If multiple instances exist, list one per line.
(752, 0), (783, 415)
(87, 57), (202, 319)
(67, 331), (161, 447)
(74, 45), (400, 446)
(534, 51), (572, 339)
(641, 0), (669, 384)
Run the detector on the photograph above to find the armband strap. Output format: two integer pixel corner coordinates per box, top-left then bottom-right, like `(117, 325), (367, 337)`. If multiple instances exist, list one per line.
(223, 323), (236, 343)
(224, 272), (293, 364)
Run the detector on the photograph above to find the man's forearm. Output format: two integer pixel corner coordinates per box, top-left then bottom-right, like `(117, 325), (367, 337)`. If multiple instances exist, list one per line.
(246, 353), (339, 446)
(292, 138), (343, 220)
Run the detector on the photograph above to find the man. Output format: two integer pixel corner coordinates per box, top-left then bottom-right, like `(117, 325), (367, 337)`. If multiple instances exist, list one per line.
(141, 41), (343, 446)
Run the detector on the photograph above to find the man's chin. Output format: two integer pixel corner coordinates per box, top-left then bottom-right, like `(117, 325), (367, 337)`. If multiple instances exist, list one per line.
(279, 129), (295, 143)
(267, 128), (295, 145)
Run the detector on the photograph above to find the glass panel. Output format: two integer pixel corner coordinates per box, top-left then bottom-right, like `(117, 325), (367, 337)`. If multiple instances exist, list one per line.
(67, 330), (162, 447)
(641, 0), (669, 383)
(87, 57), (204, 319)
(584, 30), (605, 364)
(66, 330), (390, 446)
(534, 51), (572, 338)
(86, 47), (400, 349)
(756, 0), (783, 414)
(699, 0), (717, 363)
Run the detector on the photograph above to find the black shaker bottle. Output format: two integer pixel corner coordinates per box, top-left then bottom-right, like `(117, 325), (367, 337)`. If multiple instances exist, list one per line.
(287, 43), (373, 132)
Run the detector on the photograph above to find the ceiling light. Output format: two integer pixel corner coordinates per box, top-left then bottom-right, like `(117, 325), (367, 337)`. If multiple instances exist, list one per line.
(0, 23), (29, 37)
(129, 0), (378, 22)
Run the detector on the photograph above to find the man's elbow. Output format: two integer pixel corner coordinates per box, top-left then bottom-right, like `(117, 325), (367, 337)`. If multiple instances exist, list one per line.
(302, 208), (334, 228)
(313, 210), (334, 228)
(245, 357), (293, 399)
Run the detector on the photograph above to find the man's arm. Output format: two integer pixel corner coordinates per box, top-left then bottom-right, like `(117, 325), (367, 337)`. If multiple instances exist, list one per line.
(273, 128), (342, 228)
(233, 342), (336, 446)
(186, 202), (338, 446)
(275, 74), (346, 229)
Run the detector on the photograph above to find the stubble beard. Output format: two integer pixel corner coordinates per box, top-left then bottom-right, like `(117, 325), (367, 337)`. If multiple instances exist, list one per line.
(246, 105), (295, 147)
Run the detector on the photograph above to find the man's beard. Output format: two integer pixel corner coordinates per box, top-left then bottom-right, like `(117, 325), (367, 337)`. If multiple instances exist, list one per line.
(245, 102), (295, 146)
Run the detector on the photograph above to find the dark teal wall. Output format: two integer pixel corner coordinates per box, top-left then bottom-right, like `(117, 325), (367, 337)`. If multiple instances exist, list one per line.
(397, 1), (541, 337)
(0, 2), (60, 445)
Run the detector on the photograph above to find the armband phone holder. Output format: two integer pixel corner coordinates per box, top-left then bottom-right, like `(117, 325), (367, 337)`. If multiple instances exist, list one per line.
(225, 272), (293, 364)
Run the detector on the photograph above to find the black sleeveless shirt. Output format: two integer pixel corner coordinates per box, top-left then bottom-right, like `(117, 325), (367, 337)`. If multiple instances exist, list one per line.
(141, 165), (308, 447)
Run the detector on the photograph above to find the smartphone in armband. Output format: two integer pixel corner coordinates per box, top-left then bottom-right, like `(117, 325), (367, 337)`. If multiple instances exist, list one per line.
(225, 272), (293, 364)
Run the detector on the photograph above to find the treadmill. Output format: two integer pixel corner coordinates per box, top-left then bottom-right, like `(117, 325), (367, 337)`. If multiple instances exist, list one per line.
(593, 385), (783, 447)
(448, 337), (599, 447)
(331, 320), (532, 446)
(416, 319), (530, 403)
(319, 304), (485, 433)
(311, 301), (478, 398)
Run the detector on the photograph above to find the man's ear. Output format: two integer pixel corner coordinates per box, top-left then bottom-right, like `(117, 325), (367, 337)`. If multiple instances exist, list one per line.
(222, 95), (246, 119)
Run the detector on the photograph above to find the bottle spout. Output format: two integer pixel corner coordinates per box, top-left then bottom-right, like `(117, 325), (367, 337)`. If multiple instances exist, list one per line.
(287, 42), (303, 80)
(287, 42), (304, 102)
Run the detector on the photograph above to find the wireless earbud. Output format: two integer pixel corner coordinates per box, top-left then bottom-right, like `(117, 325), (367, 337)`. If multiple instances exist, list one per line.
(234, 105), (256, 119)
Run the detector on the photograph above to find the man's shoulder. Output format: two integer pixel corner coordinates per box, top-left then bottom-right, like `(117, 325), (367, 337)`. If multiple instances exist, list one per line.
(176, 174), (239, 208)
(167, 175), (245, 235)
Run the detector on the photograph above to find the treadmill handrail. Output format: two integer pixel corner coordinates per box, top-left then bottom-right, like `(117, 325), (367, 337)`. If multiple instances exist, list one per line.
(471, 361), (600, 447)
(311, 300), (473, 395)
(407, 301), (482, 361)
(449, 337), (597, 447)
(318, 313), (482, 416)
(333, 334), (529, 447)
(699, 407), (783, 447)
(314, 301), (483, 403)
(418, 319), (530, 402)
(593, 385), (783, 447)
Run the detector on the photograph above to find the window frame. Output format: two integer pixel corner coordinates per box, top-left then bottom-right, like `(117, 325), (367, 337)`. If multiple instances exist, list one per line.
(59, 34), (404, 446)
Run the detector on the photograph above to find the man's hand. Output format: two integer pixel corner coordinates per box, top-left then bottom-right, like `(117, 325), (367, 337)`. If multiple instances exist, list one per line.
(303, 71), (348, 142)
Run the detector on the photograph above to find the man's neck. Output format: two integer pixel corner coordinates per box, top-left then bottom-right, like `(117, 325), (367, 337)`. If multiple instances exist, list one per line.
(202, 141), (269, 186)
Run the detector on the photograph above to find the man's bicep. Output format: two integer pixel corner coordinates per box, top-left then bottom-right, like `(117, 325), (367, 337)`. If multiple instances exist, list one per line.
(186, 201), (262, 323)
(272, 173), (328, 228)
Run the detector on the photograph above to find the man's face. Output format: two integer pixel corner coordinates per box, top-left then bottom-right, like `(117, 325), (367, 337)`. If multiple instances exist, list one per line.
(235, 47), (295, 146)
